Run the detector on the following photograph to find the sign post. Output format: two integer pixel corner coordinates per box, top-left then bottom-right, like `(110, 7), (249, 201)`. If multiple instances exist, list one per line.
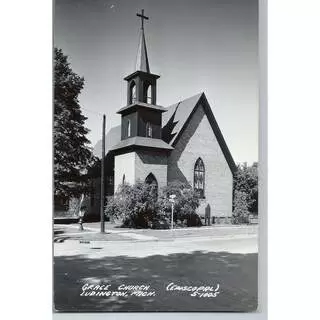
(169, 194), (176, 230)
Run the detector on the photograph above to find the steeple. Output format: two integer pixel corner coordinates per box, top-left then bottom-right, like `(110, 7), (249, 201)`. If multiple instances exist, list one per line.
(121, 9), (160, 107)
(136, 29), (150, 73)
(135, 9), (150, 73)
(112, 9), (173, 154)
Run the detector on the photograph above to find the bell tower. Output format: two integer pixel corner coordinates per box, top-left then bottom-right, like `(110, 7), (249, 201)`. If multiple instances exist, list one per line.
(126, 9), (158, 106)
(111, 9), (172, 191)
(115, 9), (166, 141)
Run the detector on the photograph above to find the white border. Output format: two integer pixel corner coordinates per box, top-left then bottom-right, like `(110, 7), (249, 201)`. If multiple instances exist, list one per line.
(5, 0), (320, 319)
(269, 0), (320, 319)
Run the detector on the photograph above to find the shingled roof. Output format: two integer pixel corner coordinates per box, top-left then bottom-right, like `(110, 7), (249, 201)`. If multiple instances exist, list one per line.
(95, 92), (236, 174)
(117, 101), (166, 114)
(93, 125), (121, 157)
(162, 93), (203, 145)
(110, 136), (173, 152)
(161, 92), (236, 174)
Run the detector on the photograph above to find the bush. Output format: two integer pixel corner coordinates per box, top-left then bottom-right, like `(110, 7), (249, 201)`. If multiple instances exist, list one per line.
(105, 180), (202, 229)
(105, 181), (158, 228)
(232, 190), (250, 224)
(157, 181), (201, 227)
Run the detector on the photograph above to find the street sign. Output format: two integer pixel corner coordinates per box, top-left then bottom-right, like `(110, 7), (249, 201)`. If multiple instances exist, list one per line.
(169, 194), (176, 203)
(169, 194), (176, 230)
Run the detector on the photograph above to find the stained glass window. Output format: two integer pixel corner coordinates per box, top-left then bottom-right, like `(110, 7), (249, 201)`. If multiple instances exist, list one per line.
(194, 158), (205, 198)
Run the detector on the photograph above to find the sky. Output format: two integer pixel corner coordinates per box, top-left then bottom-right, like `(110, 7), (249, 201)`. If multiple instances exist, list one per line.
(54, 0), (259, 164)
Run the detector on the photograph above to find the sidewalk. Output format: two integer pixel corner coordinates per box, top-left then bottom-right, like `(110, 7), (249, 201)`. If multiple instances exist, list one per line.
(54, 223), (258, 243)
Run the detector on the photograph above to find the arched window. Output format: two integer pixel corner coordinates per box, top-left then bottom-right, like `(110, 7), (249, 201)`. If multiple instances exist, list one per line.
(194, 158), (205, 198)
(126, 120), (131, 137)
(146, 84), (152, 104)
(130, 82), (137, 104)
(142, 81), (153, 104)
(146, 122), (152, 138)
(145, 173), (158, 198)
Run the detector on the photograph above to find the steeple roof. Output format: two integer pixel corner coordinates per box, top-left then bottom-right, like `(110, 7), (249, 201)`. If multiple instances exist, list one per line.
(135, 9), (150, 73)
(135, 27), (150, 73)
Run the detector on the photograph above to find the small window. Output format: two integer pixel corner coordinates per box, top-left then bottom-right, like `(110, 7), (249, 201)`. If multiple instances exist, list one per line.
(146, 84), (152, 104)
(130, 82), (137, 104)
(126, 120), (131, 137)
(194, 158), (205, 198)
(122, 174), (126, 185)
(146, 122), (152, 138)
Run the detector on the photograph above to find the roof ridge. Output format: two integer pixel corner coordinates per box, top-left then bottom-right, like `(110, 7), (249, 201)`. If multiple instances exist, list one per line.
(165, 92), (204, 109)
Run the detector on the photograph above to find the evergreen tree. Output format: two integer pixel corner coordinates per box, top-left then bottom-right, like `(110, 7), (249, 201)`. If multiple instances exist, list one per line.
(54, 48), (93, 197)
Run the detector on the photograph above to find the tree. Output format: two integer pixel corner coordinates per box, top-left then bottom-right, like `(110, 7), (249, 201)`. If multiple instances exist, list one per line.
(54, 48), (93, 197)
(105, 181), (158, 228)
(157, 181), (201, 226)
(233, 162), (258, 214)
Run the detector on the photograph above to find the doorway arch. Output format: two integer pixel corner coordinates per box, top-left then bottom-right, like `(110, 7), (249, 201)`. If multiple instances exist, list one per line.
(145, 173), (158, 197)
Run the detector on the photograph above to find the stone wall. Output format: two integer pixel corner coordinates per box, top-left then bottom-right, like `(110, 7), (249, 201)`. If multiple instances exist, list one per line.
(167, 103), (233, 220)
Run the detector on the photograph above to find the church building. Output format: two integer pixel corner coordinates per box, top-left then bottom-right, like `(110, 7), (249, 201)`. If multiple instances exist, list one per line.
(90, 10), (236, 223)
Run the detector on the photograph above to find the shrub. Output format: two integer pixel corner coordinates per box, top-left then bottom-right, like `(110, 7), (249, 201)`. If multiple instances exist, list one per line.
(157, 181), (201, 227)
(105, 180), (202, 229)
(105, 181), (158, 228)
(232, 190), (250, 224)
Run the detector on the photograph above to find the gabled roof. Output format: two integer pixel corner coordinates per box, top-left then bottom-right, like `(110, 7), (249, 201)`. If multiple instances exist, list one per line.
(162, 92), (236, 174)
(162, 93), (203, 145)
(94, 93), (236, 175)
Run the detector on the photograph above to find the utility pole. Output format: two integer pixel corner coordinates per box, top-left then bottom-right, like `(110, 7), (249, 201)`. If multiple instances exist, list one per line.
(171, 202), (174, 230)
(100, 114), (106, 233)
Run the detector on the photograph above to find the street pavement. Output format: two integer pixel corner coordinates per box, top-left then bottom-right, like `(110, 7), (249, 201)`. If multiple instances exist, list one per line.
(54, 224), (258, 312)
(54, 222), (258, 242)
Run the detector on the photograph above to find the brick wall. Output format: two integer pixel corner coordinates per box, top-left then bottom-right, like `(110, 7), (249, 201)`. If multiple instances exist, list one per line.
(167, 103), (233, 219)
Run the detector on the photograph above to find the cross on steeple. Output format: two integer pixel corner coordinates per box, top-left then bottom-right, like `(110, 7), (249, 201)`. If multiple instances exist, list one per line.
(136, 9), (149, 30)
